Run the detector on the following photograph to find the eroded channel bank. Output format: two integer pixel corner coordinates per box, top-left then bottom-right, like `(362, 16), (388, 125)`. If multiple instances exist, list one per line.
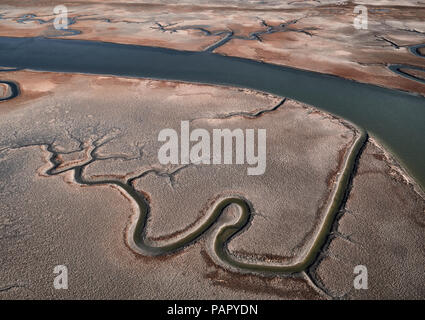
(0, 80), (19, 102)
(389, 44), (425, 85)
(38, 118), (366, 277)
(0, 36), (423, 191)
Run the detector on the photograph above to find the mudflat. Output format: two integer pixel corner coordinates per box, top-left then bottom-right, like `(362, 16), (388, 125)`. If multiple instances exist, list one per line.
(1, 0), (424, 94)
(0, 70), (423, 299)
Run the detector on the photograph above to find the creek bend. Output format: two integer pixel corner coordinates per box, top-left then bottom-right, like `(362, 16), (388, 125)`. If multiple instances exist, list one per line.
(0, 36), (423, 190)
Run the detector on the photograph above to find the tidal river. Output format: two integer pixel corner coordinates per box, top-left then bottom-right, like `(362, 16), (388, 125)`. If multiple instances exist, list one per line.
(0, 36), (424, 191)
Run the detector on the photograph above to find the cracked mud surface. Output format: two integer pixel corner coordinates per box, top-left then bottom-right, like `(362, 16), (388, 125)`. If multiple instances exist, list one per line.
(0, 70), (424, 299)
(1, 1), (424, 94)
(312, 141), (425, 299)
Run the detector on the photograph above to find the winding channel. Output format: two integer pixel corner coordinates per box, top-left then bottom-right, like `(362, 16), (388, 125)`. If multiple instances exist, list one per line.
(0, 36), (424, 190)
(133, 124), (364, 273)
(40, 125), (366, 275)
(389, 44), (425, 85)
(0, 36), (424, 276)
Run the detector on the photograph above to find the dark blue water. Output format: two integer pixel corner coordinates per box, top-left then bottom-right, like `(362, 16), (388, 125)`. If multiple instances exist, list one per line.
(0, 36), (424, 190)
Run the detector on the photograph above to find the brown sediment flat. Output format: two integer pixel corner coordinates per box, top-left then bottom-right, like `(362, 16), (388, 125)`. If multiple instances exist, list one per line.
(0, 70), (423, 299)
(399, 67), (425, 81)
(199, 250), (320, 299)
(313, 140), (425, 299)
(69, 25), (221, 51)
(0, 71), (70, 113)
(214, 9), (425, 94)
(0, 70), (355, 299)
(1, 1), (424, 94)
(1, 1), (425, 300)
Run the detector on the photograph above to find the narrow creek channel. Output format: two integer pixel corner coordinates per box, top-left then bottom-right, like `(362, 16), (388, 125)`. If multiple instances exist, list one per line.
(0, 36), (424, 190)
(1, 35), (424, 279)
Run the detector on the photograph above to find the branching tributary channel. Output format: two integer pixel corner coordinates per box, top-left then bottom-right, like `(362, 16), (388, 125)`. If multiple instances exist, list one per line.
(0, 37), (423, 188)
(0, 36), (424, 281)
(36, 125), (366, 277)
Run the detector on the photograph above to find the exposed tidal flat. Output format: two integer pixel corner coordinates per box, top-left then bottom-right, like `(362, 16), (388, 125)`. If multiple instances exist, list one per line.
(0, 36), (424, 193)
(0, 71), (423, 299)
(0, 0), (425, 300)
(1, 0), (425, 94)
